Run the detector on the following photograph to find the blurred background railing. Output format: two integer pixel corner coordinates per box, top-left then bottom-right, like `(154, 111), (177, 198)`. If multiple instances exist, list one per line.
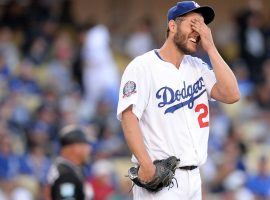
(0, 0), (270, 199)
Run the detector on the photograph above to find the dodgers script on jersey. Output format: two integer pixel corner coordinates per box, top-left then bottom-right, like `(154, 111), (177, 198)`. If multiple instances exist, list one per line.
(117, 50), (216, 167)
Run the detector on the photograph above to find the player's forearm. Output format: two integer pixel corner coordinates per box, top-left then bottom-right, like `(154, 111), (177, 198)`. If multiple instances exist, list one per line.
(208, 47), (240, 103)
(121, 107), (153, 167)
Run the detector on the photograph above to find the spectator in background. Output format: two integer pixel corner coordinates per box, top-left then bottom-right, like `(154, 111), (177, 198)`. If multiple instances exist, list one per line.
(26, 37), (48, 66)
(45, 125), (93, 200)
(21, 0), (57, 56)
(82, 23), (119, 118)
(8, 60), (40, 94)
(235, 0), (267, 83)
(0, 52), (11, 82)
(90, 98), (128, 159)
(1, 92), (31, 134)
(25, 143), (51, 186)
(93, 123), (127, 159)
(59, 87), (85, 125)
(0, 127), (31, 181)
(22, 18), (57, 63)
(0, 126), (36, 200)
(0, 26), (19, 72)
(265, 22), (270, 58)
(124, 17), (155, 59)
(231, 59), (254, 99)
(207, 102), (231, 151)
(71, 24), (90, 94)
(0, 93), (30, 150)
(222, 171), (254, 200)
(39, 17), (59, 50)
(47, 30), (75, 95)
(88, 159), (116, 200)
(27, 103), (59, 155)
(246, 156), (270, 199)
(261, 58), (270, 85)
(259, 59), (270, 116)
(254, 80), (270, 110)
(206, 123), (248, 194)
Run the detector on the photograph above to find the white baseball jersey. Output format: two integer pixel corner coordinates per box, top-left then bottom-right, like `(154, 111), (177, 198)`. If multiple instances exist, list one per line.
(117, 50), (216, 167)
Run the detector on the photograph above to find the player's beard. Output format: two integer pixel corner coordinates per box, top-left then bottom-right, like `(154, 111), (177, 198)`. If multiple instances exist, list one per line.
(173, 30), (196, 55)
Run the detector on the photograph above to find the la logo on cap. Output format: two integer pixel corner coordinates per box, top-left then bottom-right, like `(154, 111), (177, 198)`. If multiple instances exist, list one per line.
(192, 1), (200, 8)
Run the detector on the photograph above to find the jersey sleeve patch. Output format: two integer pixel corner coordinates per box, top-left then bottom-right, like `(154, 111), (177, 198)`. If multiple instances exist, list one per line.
(60, 183), (75, 197)
(123, 81), (137, 98)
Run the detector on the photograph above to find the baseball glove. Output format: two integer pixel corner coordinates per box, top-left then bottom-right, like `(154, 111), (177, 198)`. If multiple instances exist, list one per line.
(128, 156), (180, 192)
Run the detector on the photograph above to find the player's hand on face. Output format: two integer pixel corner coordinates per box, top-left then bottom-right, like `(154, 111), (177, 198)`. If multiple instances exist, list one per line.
(138, 163), (156, 183)
(190, 18), (215, 52)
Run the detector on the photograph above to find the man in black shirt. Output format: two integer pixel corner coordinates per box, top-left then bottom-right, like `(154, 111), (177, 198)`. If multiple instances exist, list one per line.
(45, 125), (93, 200)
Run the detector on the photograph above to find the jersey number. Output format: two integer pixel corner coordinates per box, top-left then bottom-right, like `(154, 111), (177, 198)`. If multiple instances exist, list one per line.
(195, 103), (209, 128)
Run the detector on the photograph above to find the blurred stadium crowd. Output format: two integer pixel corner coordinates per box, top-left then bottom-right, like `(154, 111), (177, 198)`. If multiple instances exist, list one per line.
(0, 0), (270, 200)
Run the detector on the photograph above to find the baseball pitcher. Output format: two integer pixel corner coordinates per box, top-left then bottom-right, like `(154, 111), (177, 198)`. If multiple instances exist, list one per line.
(117, 1), (240, 199)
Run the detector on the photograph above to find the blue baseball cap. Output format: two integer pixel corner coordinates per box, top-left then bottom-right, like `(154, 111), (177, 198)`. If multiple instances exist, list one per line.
(167, 1), (215, 24)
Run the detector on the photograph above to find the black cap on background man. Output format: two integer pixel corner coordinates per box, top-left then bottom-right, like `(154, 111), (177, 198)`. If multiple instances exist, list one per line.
(59, 125), (90, 147)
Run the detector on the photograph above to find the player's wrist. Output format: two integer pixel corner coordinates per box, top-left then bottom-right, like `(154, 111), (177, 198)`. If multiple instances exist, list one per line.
(138, 156), (153, 167)
(206, 45), (218, 56)
(140, 160), (155, 169)
(140, 161), (156, 175)
(139, 163), (156, 182)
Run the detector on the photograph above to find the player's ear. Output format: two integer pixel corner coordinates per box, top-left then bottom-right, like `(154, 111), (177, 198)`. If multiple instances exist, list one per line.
(168, 20), (177, 35)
